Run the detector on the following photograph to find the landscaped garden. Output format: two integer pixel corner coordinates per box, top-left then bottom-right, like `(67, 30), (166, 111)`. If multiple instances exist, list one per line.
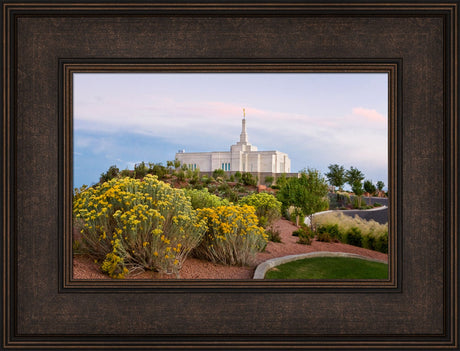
(73, 161), (388, 279)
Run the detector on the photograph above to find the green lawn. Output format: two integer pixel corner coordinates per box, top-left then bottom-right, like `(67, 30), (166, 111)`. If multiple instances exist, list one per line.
(265, 257), (388, 279)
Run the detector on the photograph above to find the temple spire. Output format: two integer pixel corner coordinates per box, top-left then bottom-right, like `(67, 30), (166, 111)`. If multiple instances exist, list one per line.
(240, 108), (248, 143)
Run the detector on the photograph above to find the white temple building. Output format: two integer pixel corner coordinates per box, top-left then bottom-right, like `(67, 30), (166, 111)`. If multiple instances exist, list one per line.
(175, 111), (291, 174)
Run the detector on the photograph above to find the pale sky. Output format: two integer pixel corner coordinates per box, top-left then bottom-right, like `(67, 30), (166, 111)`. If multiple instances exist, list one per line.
(73, 73), (388, 189)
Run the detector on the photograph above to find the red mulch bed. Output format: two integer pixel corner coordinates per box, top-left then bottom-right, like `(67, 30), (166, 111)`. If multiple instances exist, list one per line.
(73, 218), (388, 280)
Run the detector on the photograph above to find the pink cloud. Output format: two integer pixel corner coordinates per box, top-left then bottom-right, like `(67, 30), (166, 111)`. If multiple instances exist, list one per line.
(352, 107), (386, 123)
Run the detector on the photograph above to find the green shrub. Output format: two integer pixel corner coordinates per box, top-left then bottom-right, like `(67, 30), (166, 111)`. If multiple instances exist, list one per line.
(100, 165), (119, 183)
(189, 177), (199, 186)
(362, 234), (376, 250)
(297, 235), (312, 245)
(215, 182), (239, 203)
(190, 169), (200, 182)
(185, 188), (229, 209)
(287, 206), (304, 226)
(316, 231), (332, 242)
(195, 205), (268, 265)
(239, 192), (282, 228)
(213, 168), (226, 179)
(266, 226), (282, 243)
(264, 176), (274, 187)
(241, 172), (257, 186)
(313, 212), (388, 253)
(201, 175), (212, 185)
(186, 169), (194, 179)
(217, 183), (229, 192)
(298, 228), (313, 245)
(374, 234), (388, 253)
(148, 162), (167, 179)
(344, 227), (363, 247)
(134, 162), (148, 179)
(215, 176), (226, 183)
(176, 169), (185, 181)
(275, 174), (287, 188)
(73, 175), (206, 278)
(316, 223), (341, 242)
(120, 168), (131, 178)
(207, 183), (217, 194)
(292, 225), (313, 245)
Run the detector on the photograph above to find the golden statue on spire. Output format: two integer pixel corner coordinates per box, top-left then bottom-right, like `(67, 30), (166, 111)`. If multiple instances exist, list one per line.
(243, 108), (246, 119)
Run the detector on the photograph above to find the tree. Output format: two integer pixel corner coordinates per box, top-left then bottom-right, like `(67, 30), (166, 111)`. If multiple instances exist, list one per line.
(376, 181), (385, 192)
(272, 173), (287, 189)
(166, 160), (175, 173)
(346, 167), (365, 208)
(351, 181), (365, 208)
(166, 159), (181, 173)
(345, 166), (365, 187)
(276, 177), (303, 226)
(120, 168), (131, 177)
(325, 164), (346, 191)
(148, 162), (167, 179)
(100, 165), (119, 183)
(277, 168), (329, 228)
(134, 162), (148, 179)
(363, 179), (376, 205)
(363, 180), (376, 195)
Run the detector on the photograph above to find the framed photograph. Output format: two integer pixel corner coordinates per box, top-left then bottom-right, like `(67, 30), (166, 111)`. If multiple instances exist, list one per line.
(2, 1), (458, 349)
(69, 67), (393, 284)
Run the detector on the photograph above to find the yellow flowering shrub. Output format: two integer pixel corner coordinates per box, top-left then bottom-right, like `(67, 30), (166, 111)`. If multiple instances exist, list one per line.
(195, 205), (268, 266)
(73, 175), (206, 278)
(238, 192), (282, 228)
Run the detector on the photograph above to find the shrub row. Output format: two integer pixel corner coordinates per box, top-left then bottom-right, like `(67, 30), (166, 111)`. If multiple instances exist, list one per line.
(313, 212), (388, 253)
(73, 177), (271, 278)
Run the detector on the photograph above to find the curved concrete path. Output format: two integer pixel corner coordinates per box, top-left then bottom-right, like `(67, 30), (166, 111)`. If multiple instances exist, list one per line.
(253, 251), (388, 279)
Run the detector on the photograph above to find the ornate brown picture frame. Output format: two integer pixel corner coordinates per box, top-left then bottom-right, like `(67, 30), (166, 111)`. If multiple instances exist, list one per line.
(2, 1), (458, 349)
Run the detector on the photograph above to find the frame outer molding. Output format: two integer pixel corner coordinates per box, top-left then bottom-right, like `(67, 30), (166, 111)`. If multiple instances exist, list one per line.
(2, 1), (458, 350)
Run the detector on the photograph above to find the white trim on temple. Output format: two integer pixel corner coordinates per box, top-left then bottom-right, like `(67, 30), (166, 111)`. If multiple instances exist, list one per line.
(175, 110), (291, 173)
